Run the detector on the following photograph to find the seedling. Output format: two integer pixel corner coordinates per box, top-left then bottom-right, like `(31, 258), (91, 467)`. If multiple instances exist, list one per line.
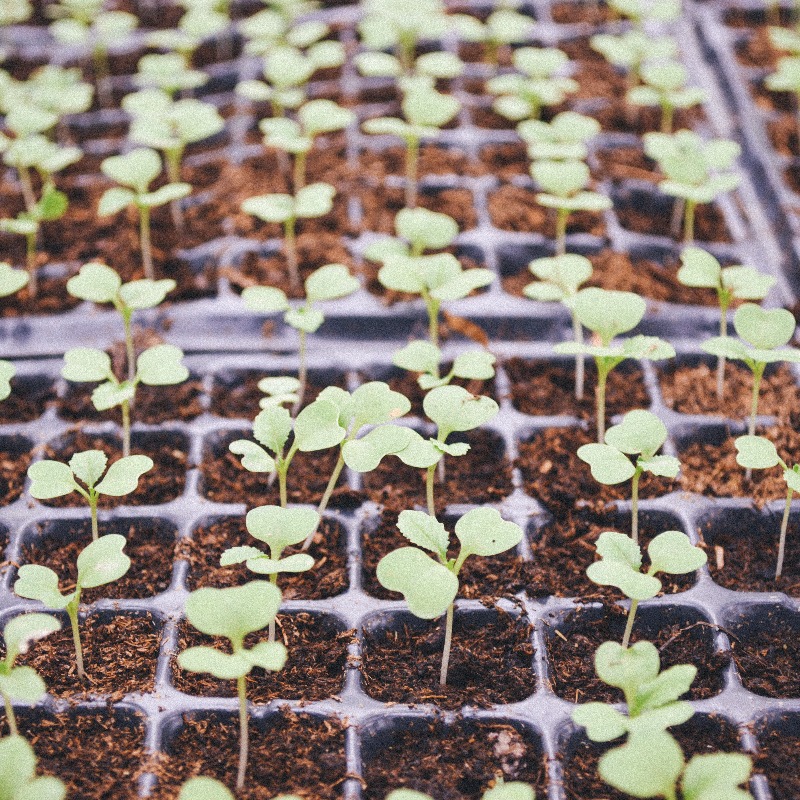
(148, 5), (229, 67)
(627, 60), (706, 133)
(133, 53), (208, 97)
(587, 530), (707, 647)
(450, 5), (535, 70)
(0, 0), (31, 25)
(735, 435), (800, 579)
(0, 263), (28, 397)
(259, 98), (354, 190)
(609, 0), (682, 27)
(362, 86), (460, 208)
(241, 181), (335, 292)
(530, 160), (611, 256)
(377, 506), (523, 685)
(27, 450), (153, 541)
(524, 253), (592, 400)
(14, 534), (131, 680)
(554, 288), (675, 439)
(177, 581), (287, 791)
(766, 57), (800, 145)
(242, 263), (359, 412)
(644, 130), (741, 243)
(591, 31), (677, 88)
(486, 47), (578, 122)
(393, 340), (496, 391)
(578, 410), (681, 543)
(99, 148), (191, 280)
(62, 342), (189, 457)
(0, 614), (60, 736)
(0, 735), (66, 800)
(0, 66), (93, 125)
(518, 111), (601, 163)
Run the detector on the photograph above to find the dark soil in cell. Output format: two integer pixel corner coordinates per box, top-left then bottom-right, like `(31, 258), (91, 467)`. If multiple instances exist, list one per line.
(362, 719), (547, 800)
(151, 711), (347, 800)
(0, 376), (56, 423)
(544, 605), (730, 703)
(592, 145), (662, 184)
(361, 611), (534, 708)
(362, 428), (513, 511)
(589, 102), (704, 137)
(358, 145), (483, 180)
(0, 274), (83, 317)
(735, 25), (781, 69)
(173, 612), (353, 701)
(767, 112), (800, 157)
(551, 3), (614, 25)
(0, 440), (32, 505)
(458, 41), (517, 67)
(479, 142), (528, 180)
(181, 515), (348, 599)
(15, 612), (161, 700)
(724, 8), (796, 28)
(756, 722), (800, 800)
(361, 185), (478, 233)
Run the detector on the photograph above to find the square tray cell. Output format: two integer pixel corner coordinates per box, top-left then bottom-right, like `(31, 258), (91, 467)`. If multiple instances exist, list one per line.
(754, 712), (800, 800)
(0, 433), (33, 505)
(0, 373), (55, 424)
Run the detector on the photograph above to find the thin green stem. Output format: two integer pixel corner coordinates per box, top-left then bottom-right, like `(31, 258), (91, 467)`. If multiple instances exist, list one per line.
(293, 151), (307, 192)
(596, 361), (609, 442)
(304, 450), (345, 550)
(749, 365), (765, 437)
(92, 45), (112, 108)
(571, 312), (585, 401)
(683, 199), (696, 244)
(424, 292), (440, 350)
(121, 400), (131, 458)
(556, 207), (569, 256)
(89, 493), (98, 542)
(631, 468), (641, 544)
(291, 329), (307, 418)
(716, 299), (729, 403)
(139, 206), (154, 280)
(426, 464), (436, 517)
(284, 216), (300, 292)
(268, 574), (278, 641)
(439, 602), (454, 686)
(3, 693), (17, 736)
(621, 599), (639, 649)
(278, 463), (288, 508)
(123, 312), (136, 384)
(165, 148), (185, 230)
(777, 487), (793, 580)
(405, 137), (420, 210)
(67, 598), (85, 681)
(236, 674), (249, 791)
(661, 100), (674, 134)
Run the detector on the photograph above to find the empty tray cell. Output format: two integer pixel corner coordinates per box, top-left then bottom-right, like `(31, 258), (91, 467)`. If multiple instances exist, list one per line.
(754, 712), (800, 800)
(0, 434), (33, 506)
(0, 373), (55, 423)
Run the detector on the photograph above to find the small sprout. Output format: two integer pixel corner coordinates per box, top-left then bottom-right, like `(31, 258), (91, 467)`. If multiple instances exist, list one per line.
(27, 450), (153, 541)
(486, 47), (578, 122)
(0, 734), (66, 800)
(148, 5), (229, 67)
(0, 66), (93, 124)
(178, 776), (234, 800)
(62, 343), (189, 457)
(0, 613), (60, 736)
(177, 582), (287, 791)
(766, 57), (800, 146)
(587, 530), (706, 647)
(99, 148), (191, 280)
(530, 160), (611, 256)
(450, 7), (535, 70)
(518, 111), (601, 163)
(377, 506), (523, 685)
(735, 435), (800, 579)
(578, 410), (680, 543)
(554, 288), (675, 439)
(14, 534), (131, 681)
(133, 52), (208, 97)
(355, 48), (463, 88)
(239, 6), (340, 62)
(609, 0), (682, 26)
(241, 181), (336, 292)
(362, 86), (460, 208)
(393, 340), (496, 391)
(627, 60), (706, 134)
(591, 31), (677, 87)
(0, 263), (28, 398)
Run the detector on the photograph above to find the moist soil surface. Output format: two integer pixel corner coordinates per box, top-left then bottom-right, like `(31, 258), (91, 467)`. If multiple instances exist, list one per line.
(360, 610), (534, 709)
(0, 376), (56, 423)
(362, 719), (547, 800)
(756, 723), (800, 800)
(172, 612), (353, 702)
(151, 710), (347, 800)
(0, 440), (31, 505)
(181, 515), (348, 598)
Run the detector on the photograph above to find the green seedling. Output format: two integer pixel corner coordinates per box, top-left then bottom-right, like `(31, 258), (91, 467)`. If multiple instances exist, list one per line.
(0, 66), (93, 125)
(365, 208), (493, 351)
(518, 111), (601, 163)
(388, 781), (534, 800)
(627, 60), (706, 134)
(377, 506), (523, 685)
(177, 582), (287, 791)
(587, 530), (707, 648)
(591, 31), (677, 88)
(99, 148), (191, 280)
(362, 86), (460, 209)
(735, 435), (800, 579)
(133, 52), (208, 97)
(27, 449), (152, 541)
(62, 343), (189, 457)
(554, 288), (675, 439)
(486, 47), (578, 122)
(355, 42), (462, 89)
(678, 247), (775, 400)
(530, 160), (612, 256)
(766, 57), (800, 145)
(0, 614), (60, 736)
(450, 6), (535, 70)
(524, 253), (592, 400)
(0, 263), (28, 397)
(243, 263), (359, 412)
(0, 735), (65, 800)
(701, 303), (800, 437)
(0, 0), (32, 25)
(768, 25), (800, 55)
(259, 98), (354, 190)
(241, 181), (335, 292)
(609, 0), (682, 26)
(393, 340), (496, 391)
(14, 534), (130, 681)
(578, 410), (681, 543)
(644, 130), (741, 243)
(148, 5), (229, 67)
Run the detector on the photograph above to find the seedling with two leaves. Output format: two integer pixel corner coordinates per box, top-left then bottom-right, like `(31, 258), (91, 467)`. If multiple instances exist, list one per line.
(377, 506), (523, 685)
(0, 66), (93, 127)
(0, 263), (29, 398)
(591, 30), (677, 88)
(518, 111), (601, 163)
(393, 340), (496, 392)
(449, 5), (534, 71)
(0, 735), (66, 800)
(133, 52), (208, 98)
(147, 4), (229, 68)
(627, 61), (706, 134)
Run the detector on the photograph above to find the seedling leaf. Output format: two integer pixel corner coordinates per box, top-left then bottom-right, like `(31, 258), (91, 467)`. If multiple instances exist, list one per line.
(423, 385), (499, 436)
(681, 753), (754, 800)
(62, 348), (111, 382)
(572, 702), (628, 742)
(76, 534), (130, 589)
(294, 399), (346, 451)
(734, 304), (795, 350)
(376, 547), (459, 618)
(136, 344), (189, 385)
(94, 455), (153, 496)
(14, 565), (69, 609)
(577, 443), (637, 485)
(68, 450), (107, 487)
(27, 460), (76, 499)
(245, 505), (319, 551)
(647, 530), (707, 574)
(599, 731), (684, 798)
(66, 262), (121, 303)
(342, 425), (413, 472)
(455, 507), (523, 557)
(397, 509), (449, 558)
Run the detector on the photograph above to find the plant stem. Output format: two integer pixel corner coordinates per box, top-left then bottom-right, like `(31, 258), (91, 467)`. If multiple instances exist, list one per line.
(683, 199), (696, 244)
(661, 101), (674, 134)
(236, 675), (248, 792)
(596, 360), (609, 442)
(92, 45), (112, 108)
(426, 464), (436, 517)
(67, 599), (85, 680)
(555, 207), (568, 256)
(571, 312), (585, 401)
(631, 468), (641, 544)
(621, 599), (638, 649)
(293, 151), (307, 192)
(439, 602), (454, 686)
(139, 206), (154, 280)
(424, 293), (440, 349)
(749, 364), (765, 438)
(291, 329), (307, 418)
(777, 487), (793, 580)
(89, 494), (98, 541)
(278, 462), (288, 508)
(268, 574), (278, 641)
(303, 450), (345, 550)
(18, 167), (35, 213)
(165, 149), (185, 231)
(3, 693), (17, 736)
(25, 231), (37, 299)
(716, 301), (729, 403)
(284, 216), (300, 292)
(405, 137), (420, 210)
(121, 400), (131, 458)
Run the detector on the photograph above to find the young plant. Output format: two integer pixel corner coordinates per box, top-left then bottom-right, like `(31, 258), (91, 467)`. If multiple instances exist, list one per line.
(14, 534), (131, 681)
(450, 5), (535, 70)
(393, 340), (496, 391)
(766, 57), (800, 145)
(591, 30), (677, 88)
(578, 410), (681, 543)
(587, 530), (707, 648)
(377, 507), (523, 685)
(177, 581), (287, 791)
(62, 343), (189, 457)
(0, 735), (66, 800)
(518, 111), (601, 163)
(242, 262), (359, 412)
(609, 0), (682, 25)
(0, 263), (28, 397)
(241, 181), (335, 292)
(98, 148), (191, 280)
(362, 86), (460, 208)
(0, 66), (93, 125)
(735, 435), (800, 579)
(627, 60), (706, 134)
(644, 130), (741, 244)
(554, 288), (675, 439)
(147, 4), (229, 67)
(133, 52), (208, 97)
(0, 614), (60, 737)
(27, 450), (153, 541)
(678, 247), (775, 401)
(530, 160), (611, 256)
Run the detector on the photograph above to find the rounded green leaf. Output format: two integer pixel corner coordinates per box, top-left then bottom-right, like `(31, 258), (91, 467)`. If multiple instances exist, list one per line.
(595, 639), (661, 691)
(285, 306), (324, 333)
(677, 247), (721, 289)
(0, 736), (37, 789)
(76, 533), (130, 589)
(573, 288), (646, 341)
(0, 360), (12, 402)
(599, 731), (684, 799)
(68, 449), (108, 488)
(305, 263), (359, 303)
(577, 443), (636, 485)
(220, 546), (263, 567)
(139, 182), (191, 208)
(119, 278), (176, 309)
(228, 440), (276, 473)
(734, 435), (780, 470)
(179, 776), (235, 800)
(66, 262), (121, 304)
(241, 193), (294, 223)
(294, 182), (335, 219)
(423, 385), (499, 436)
(355, 51), (403, 77)
(293, 398), (346, 452)
(647, 530), (707, 576)
(178, 646), (251, 679)
(3, 613), (60, 664)
(97, 187), (136, 216)
(395, 431), (443, 469)
(572, 702), (628, 743)
(402, 87), (460, 129)
(14, 565), (69, 610)
(349, 381), (412, 428)
(343, 425), (413, 473)
(721, 266), (774, 302)
(452, 350), (496, 381)
(27, 460), (76, 500)
(91, 380), (135, 412)
(136, 344), (189, 386)
(100, 148), (161, 192)
(455, 507), (523, 558)
(483, 783), (536, 800)
(253, 404), (292, 454)
(430, 268), (495, 302)
(245, 554), (315, 575)
(587, 560), (661, 600)
(397, 509), (449, 558)
(394, 340), (441, 375)
(244, 639), (288, 671)
(734, 303), (795, 350)
(62, 348), (111, 382)
(298, 99), (355, 137)
(245, 505), (320, 551)
(0, 665), (47, 703)
(94, 454), (153, 497)
(681, 753), (753, 800)
(0, 262), (29, 298)
(604, 410), (668, 457)
(395, 207), (458, 251)
(595, 531), (643, 569)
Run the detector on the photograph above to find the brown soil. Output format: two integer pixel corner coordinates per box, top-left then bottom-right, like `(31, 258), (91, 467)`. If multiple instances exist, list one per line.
(735, 26), (781, 69)
(756, 722), (800, 800)
(362, 428), (514, 511)
(478, 143), (528, 181)
(358, 145), (484, 181)
(0, 376), (55, 423)
(151, 710), (347, 800)
(544, 605), (730, 704)
(0, 439), (32, 505)
(767, 113), (800, 157)
(16, 612), (161, 700)
(588, 102), (704, 137)
(361, 610), (534, 708)
(729, 605), (800, 698)
(383, 367), (496, 418)
(592, 146), (662, 185)
(19, 518), (176, 600)
(458, 42), (516, 67)
(173, 612), (353, 702)
(180, 515), (348, 599)
(724, 8), (796, 28)
(360, 185), (478, 233)
(552, 3), (614, 25)
(362, 719), (547, 800)
(0, 274), (83, 317)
